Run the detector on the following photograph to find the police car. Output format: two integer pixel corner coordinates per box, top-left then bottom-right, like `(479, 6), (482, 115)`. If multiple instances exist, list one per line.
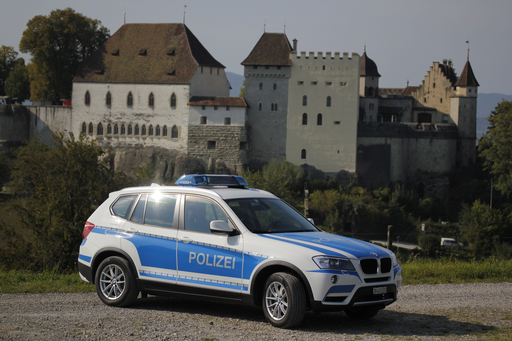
(78, 174), (402, 328)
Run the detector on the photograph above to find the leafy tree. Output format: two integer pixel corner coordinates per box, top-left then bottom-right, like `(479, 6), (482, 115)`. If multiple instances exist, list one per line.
(479, 100), (512, 196)
(4, 58), (30, 103)
(239, 80), (245, 97)
(0, 46), (18, 96)
(19, 8), (109, 102)
(3, 133), (133, 270)
(0, 151), (9, 189)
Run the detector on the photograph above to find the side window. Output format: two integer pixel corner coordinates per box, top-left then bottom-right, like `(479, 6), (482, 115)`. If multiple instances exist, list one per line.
(130, 194), (147, 224)
(144, 194), (177, 228)
(111, 195), (138, 219)
(185, 196), (228, 233)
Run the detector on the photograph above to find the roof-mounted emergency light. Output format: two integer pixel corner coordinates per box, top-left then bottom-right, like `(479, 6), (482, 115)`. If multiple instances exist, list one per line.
(175, 174), (249, 188)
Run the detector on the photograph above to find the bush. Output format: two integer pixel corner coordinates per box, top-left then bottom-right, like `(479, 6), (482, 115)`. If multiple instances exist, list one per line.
(418, 234), (440, 257)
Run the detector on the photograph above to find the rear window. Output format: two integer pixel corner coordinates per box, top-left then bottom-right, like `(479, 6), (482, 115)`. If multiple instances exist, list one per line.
(111, 195), (138, 219)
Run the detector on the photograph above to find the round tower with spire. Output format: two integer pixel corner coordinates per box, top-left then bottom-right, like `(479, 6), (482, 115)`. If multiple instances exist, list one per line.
(359, 47), (381, 121)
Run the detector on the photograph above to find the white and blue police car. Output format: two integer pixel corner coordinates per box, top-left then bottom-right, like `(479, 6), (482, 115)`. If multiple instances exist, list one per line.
(78, 174), (402, 328)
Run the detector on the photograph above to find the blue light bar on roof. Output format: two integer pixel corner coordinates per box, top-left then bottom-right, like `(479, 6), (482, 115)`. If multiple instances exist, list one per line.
(175, 174), (248, 188)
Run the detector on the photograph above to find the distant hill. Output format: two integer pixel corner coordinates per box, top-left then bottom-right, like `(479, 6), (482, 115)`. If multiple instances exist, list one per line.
(226, 72), (244, 97)
(476, 93), (512, 138)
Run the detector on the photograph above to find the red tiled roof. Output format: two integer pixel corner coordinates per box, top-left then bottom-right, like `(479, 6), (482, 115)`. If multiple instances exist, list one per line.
(189, 96), (247, 107)
(455, 61), (479, 87)
(241, 33), (292, 66)
(402, 86), (419, 96)
(73, 24), (224, 84)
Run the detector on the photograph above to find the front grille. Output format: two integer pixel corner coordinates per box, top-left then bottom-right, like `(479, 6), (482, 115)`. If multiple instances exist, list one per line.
(360, 258), (392, 274)
(364, 277), (390, 283)
(381, 258), (392, 273)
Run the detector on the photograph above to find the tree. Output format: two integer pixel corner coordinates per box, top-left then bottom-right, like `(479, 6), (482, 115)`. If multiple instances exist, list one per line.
(479, 100), (512, 196)
(0, 46), (18, 96)
(3, 134), (133, 270)
(239, 80), (245, 97)
(4, 58), (30, 103)
(0, 151), (9, 189)
(19, 8), (109, 102)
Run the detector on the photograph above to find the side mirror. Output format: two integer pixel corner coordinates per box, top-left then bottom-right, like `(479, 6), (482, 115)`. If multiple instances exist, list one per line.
(210, 220), (238, 236)
(308, 218), (315, 225)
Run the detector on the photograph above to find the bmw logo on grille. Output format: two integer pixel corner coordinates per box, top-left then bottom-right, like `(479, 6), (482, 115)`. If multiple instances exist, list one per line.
(370, 252), (378, 256)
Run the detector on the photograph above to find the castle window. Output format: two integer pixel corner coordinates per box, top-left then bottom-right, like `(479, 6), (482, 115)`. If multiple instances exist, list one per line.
(171, 93), (177, 108)
(214, 106), (218, 110)
(134, 124), (139, 135)
(81, 122), (87, 133)
(127, 92), (133, 107)
(311, 81), (318, 85)
(226, 106), (230, 111)
(322, 65), (325, 70)
(156, 125), (160, 136)
(317, 114), (322, 125)
(469, 89), (472, 93)
(97, 123), (103, 135)
(148, 124), (153, 136)
(302, 113), (308, 125)
(207, 141), (216, 149)
(114, 124), (119, 135)
(171, 125), (178, 138)
(163, 125), (168, 136)
(440, 98), (443, 103)
(301, 149), (306, 159)
(127, 124), (132, 135)
(85, 91), (91, 106)
(334, 121), (341, 125)
(259, 83), (263, 90)
(368, 87), (374, 97)
(298, 81), (304, 85)
(141, 124), (146, 135)
(265, 65), (269, 69)
(121, 124), (126, 135)
(302, 95), (307, 106)
(224, 117), (231, 125)
(202, 105), (206, 110)
(253, 65), (257, 69)
(148, 93), (154, 107)
(200, 116), (207, 124)
(259, 103), (262, 111)
(326, 96), (331, 107)
(424, 98), (427, 103)
(340, 82), (347, 86)
(88, 122), (93, 134)
(273, 83), (277, 90)
(106, 92), (112, 107)
(107, 123), (112, 134)
(277, 66), (281, 70)
(325, 82), (332, 86)
(433, 82), (436, 88)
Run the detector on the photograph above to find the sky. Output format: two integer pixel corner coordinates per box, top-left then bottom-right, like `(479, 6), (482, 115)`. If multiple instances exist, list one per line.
(1, 0), (511, 95)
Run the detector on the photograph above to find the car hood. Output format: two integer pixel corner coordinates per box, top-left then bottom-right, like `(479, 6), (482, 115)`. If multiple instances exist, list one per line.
(259, 231), (391, 259)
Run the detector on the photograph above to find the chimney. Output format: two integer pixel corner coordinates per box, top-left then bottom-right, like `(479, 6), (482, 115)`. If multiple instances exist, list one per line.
(293, 39), (298, 52)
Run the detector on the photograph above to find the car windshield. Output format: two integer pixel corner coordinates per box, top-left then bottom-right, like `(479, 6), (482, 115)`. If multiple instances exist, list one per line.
(226, 198), (318, 233)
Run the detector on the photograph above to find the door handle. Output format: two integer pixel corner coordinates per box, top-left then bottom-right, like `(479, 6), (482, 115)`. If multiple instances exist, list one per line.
(126, 227), (138, 234)
(180, 236), (193, 243)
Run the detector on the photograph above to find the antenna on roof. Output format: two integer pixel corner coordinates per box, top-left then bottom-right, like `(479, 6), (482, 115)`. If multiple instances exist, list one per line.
(264, 20), (266, 33)
(284, 20), (286, 34)
(124, 5), (126, 25)
(466, 40), (470, 61)
(183, 4), (187, 24)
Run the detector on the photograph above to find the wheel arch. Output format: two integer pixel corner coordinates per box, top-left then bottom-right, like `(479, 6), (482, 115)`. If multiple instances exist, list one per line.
(90, 248), (139, 285)
(249, 261), (314, 308)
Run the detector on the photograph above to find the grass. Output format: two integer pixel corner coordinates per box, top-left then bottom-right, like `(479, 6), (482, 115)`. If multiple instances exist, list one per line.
(0, 258), (510, 294)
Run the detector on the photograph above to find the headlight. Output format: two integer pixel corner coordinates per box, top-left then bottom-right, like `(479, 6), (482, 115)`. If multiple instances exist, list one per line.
(390, 252), (399, 268)
(312, 256), (355, 271)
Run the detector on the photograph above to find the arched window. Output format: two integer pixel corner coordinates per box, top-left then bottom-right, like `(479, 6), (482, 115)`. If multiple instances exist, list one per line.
(317, 114), (323, 125)
(302, 113), (308, 125)
(301, 149), (306, 159)
(107, 123), (112, 134)
(273, 83), (277, 90)
(127, 124), (132, 135)
(155, 125), (161, 136)
(170, 93), (177, 108)
(148, 93), (154, 107)
(121, 124), (126, 135)
(326, 96), (331, 107)
(81, 122), (87, 133)
(162, 125), (168, 136)
(148, 124), (153, 135)
(171, 125), (178, 138)
(88, 122), (93, 134)
(127, 92), (133, 107)
(134, 124), (139, 135)
(141, 124), (146, 135)
(259, 83), (263, 90)
(114, 124), (119, 134)
(259, 103), (262, 111)
(302, 95), (307, 106)
(106, 92), (112, 107)
(97, 123), (103, 135)
(85, 91), (91, 106)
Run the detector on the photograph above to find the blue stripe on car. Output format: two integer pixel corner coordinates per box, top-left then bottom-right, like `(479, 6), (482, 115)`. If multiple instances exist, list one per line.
(78, 254), (92, 263)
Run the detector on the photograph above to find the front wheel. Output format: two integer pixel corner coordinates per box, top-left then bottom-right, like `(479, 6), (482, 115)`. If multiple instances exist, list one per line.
(344, 305), (381, 319)
(95, 256), (138, 307)
(262, 272), (306, 328)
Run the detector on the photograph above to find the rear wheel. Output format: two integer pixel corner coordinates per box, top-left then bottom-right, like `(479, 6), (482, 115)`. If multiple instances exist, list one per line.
(262, 272), (306, 328)
(95, 256), (138, 307)
(344, 305), (381, 319)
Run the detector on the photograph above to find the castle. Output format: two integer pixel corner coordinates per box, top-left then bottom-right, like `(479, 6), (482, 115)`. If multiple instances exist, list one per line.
(0, 23), (478, 196)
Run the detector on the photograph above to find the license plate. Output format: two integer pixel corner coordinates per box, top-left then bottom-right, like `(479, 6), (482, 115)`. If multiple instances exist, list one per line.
(373, 286), (387, 295)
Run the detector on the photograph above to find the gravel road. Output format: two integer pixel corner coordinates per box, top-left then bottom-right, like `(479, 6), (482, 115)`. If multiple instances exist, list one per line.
(1, 283), (511, 340)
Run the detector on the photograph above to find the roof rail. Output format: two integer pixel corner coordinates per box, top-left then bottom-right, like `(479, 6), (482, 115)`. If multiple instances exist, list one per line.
(175, 174), (248, 188)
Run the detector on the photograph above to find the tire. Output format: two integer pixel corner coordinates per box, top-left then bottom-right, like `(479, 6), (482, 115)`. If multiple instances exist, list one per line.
(344, 305), (381, 319)
(95, 256), (139, 307)
(262, 272), (306, 328)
